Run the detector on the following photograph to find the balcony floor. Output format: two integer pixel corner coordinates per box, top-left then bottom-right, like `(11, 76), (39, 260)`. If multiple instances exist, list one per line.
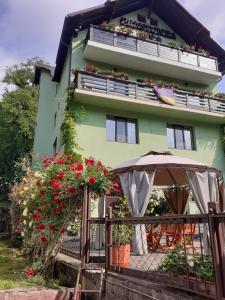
(84, 40), (221, 85)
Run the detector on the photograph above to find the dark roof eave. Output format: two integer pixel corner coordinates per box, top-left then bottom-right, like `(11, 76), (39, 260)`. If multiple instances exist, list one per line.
(34, 64), (55, 85)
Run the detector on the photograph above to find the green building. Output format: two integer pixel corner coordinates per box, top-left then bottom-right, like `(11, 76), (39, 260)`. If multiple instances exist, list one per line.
(33, 0), (225, 173)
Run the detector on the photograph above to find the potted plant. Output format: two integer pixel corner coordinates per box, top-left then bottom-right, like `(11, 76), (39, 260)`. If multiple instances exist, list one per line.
(85, 64), (98, 74)
(111, 197), (133, 268)
(137, 31), (149, 41)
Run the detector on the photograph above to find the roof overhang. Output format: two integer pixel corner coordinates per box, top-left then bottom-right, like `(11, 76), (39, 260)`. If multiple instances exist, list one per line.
(34, 64), (55, 85)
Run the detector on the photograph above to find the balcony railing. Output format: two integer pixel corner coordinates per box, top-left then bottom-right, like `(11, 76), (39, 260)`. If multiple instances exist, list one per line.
(76, 71), (225, 114)
(88, 26), (219, 72)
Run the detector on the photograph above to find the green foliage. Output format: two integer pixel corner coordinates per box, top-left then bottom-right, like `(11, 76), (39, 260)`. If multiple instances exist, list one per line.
(158, 246), (214, 282)
(158, 245), (189, 276)
(0, 58), (45, 196)
(112, 197), (133, 245)
(61, 86), (86, 155)
(0, 240), (59, 290)
(192, 253), (214, 281)
(145, 190), (171, 216)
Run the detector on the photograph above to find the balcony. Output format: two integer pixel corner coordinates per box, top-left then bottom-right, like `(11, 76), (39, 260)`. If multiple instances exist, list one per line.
(84, 26), (221, 85)
(74, 71), (225, 123)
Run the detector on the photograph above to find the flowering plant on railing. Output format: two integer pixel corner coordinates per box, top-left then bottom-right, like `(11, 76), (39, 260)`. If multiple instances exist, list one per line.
(98, 22), (211, 57)
(10, 153), (115, 276)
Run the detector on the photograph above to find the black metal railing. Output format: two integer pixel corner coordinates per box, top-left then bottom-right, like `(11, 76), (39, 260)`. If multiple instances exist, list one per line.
(76, 71), (225, 114)
(105, 206), (225, 299)
(88, 26), (219, 72)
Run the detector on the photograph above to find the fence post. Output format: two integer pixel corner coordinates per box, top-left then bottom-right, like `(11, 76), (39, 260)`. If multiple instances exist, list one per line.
(208, 202), (224, 300)
(105, 206), (112, 270)
(81, 186), (88, 289)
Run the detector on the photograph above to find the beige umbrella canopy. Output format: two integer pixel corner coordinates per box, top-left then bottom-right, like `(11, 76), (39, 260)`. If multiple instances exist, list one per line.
(112, 151), (221, 186)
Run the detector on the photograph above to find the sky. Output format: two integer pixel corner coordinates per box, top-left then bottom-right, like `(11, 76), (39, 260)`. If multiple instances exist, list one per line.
(0, 0), (225, 95)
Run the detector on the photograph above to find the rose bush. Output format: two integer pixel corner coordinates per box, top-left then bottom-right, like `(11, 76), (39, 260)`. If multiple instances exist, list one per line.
(10, 153), (119, 276)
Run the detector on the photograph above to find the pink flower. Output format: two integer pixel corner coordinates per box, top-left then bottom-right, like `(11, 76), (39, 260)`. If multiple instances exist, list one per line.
(89, 176), (96, 184)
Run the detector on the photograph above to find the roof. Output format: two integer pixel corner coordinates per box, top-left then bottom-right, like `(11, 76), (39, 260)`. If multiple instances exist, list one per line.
(112, 153), (221, 185)
(48, 0), (225, 82)
(34, 64), (55, 85)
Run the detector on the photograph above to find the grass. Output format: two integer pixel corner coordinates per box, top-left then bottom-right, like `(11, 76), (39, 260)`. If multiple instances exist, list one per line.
(0, 239), (59, 290)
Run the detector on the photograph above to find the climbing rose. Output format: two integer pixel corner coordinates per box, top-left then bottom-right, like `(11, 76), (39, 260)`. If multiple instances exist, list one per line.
(77, 163), (83, 171)
(38, 223), (45, 230)
(39, 189), (45, 196)
(40, 235), (47, 243)
(89, 176), (96, 184)
(49, 225), (56, 230)
(26, 268), (33, 277)
(75, 172), (82, 178)
(60, 229), (65, 234)
(68, 187), (76, 193)
(51, 179), (60, 190)
(85, 158), (95, 165)
(113, 183), (120, 192)
(32, 215), (41, 222)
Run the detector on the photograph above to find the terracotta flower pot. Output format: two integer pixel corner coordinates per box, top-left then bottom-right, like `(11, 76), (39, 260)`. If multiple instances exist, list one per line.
(112, 244), (130, 268)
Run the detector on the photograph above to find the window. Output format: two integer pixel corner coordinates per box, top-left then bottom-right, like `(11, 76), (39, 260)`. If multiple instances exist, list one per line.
(106, 116), (137, 144)
(167, 124), (194, 150)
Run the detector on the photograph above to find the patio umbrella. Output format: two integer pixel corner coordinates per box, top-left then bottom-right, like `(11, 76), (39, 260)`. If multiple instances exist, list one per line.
(112, 151), (223, 254)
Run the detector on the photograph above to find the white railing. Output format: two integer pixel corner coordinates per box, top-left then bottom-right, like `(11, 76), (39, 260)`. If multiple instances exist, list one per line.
(76, 71), (225, 114)
(89, 26), (219, 72)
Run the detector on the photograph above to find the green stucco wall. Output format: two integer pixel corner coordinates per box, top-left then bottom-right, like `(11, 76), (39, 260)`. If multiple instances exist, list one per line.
(76, 104), (225, 173)
(33, 71), (57, 158)
(33, 5), (222, 172)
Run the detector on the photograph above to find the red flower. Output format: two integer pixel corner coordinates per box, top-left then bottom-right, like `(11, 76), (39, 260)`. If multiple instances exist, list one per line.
(68, 187), (76, 193)
(103, 168), (109, 175)
(32, 215), (41, 222)
(75, 172), (82, 178)
(85, 158), (95, 165)
(55, 207), (62, 214)
(51, 179), (60, 190)
(38, 223), (45, 230)
(54, 152), (58, 157)
(40, 235), (47, 243)
(70, 164), (76, 171)
(89, 176), (96, 184)
(49, 225), (56, 230)
(60, 229), (65, 234)
(26, 268), (33, 277)
(113, 183), (120, 192)
(57, 171), (65, 180)
(77, 163), (83, 171)
(36, 207), (42, 212)
(36, 180), (41, 186)
(54, 192), (59, 197)
(57, 159), (65, 164)
(39, 189), (45, 196)
(44, 163), (49, 168)
(60, 201), (65, 207)
(54, 199), (59, 205)
(67, 155), (73, 161)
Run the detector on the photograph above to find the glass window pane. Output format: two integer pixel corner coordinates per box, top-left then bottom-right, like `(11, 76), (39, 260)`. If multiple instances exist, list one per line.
(106, 117), (115, 141)
(184, 129), (193, 150)
(167, 127), (175, 149)
(127, 121), (136, 144)
(175, 128), (185, 149)
(116, 119), (126, 143)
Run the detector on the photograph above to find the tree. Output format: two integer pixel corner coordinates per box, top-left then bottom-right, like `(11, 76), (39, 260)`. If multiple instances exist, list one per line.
(0, 58), (45, 200)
